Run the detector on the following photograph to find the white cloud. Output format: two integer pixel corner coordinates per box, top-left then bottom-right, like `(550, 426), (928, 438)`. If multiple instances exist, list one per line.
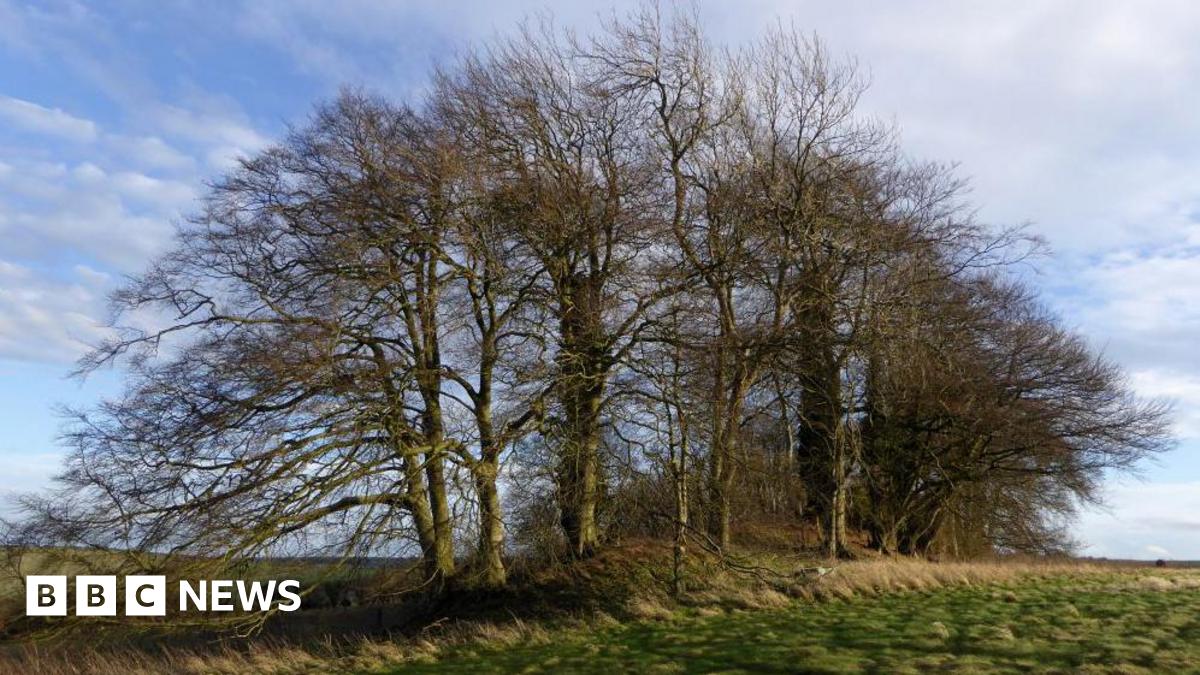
(110, 171), (197, 207)
(1128, 370), (1200, 439)
(72, 264), (110, 287)
(0, 95), (98, 142)
(0, 157), (185, 270)
(1145, 544), (1172, 558)
(235, 3), (361, 83)
(0, 92), (261, 369)
(72, 161), (106, 182)
(150, 101), (269, 168)
(106, 134), (194, 171)
(1056, 245), (1200, 400)
(0, 159), (69, 200)
(230, 1), (1200, 249)
(0, 259), (112, 363)
(0, 259), (29, 279)
(0, 449), (66, 515)
(1077, 480), (1200, 559)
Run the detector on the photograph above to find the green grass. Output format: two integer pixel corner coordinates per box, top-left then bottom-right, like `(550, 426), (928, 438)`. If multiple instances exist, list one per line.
(383, 573), (1200, 674)
(5, 551), (1200, 674)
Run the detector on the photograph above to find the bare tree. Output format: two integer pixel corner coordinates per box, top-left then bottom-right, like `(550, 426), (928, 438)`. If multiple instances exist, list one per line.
(21, 94), (471, 586)
(436, 21), (679, 556)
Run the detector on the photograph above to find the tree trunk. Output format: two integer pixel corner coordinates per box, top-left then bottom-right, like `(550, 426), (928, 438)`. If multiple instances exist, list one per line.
(556, 272), (606, 558)
(474, 457), (506, 587)
(708, 423), (736, 550)
(424, 452), (456, 578)
(473, 352), (507, 587)
(672, 428), (689, 597)
(418, 371), (456, 580)
(706, 346), (741, 551)
(406, 246), (455, 582)
(828, 450), (847, 559)
(559, 387), (602, 557)
(400, 451), (444, 581)
(795, 276), (848, 560)
(707, 376), (731, 550)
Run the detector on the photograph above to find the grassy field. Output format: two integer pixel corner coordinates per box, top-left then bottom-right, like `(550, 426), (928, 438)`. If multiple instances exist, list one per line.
(388, 570), (1200, 674)
(3, 552), (1200, 673)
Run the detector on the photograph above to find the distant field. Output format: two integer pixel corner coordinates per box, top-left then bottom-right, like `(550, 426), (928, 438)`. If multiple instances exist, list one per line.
(387, 569), (1200, 674)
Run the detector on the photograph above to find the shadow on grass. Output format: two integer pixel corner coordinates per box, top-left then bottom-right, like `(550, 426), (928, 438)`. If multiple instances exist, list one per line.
(388, 580), (1200, 674)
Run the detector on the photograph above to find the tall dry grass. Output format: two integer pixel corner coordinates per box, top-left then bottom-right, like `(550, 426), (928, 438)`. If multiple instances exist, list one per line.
(800, 557), (1106, 600)
(672, 553), (1119, 611)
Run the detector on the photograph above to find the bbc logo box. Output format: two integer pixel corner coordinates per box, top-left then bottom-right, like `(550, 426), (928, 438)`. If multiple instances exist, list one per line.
(26, 575), (167, 617)
(25, 575), (302, 615)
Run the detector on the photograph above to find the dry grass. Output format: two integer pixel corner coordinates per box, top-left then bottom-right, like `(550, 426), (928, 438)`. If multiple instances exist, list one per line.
(0, 552), (1191, 674)
(803, 556), (1104, 600)
(1123, 574), (1200, 591)
(0, 608), (564, 674)
(624, 596), (675, 621)
(674, 553), (1114, 609)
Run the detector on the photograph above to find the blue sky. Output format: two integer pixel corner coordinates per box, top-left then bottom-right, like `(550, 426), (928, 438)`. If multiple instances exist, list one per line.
(1, 0), (1199, 559)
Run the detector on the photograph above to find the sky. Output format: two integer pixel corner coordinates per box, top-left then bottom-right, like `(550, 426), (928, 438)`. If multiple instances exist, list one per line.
(1, 0), (1198, 559)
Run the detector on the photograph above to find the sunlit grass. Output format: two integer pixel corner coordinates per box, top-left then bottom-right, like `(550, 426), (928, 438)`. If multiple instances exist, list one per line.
(4, 555), (1200, 673)
(383, 571), (1200, 674)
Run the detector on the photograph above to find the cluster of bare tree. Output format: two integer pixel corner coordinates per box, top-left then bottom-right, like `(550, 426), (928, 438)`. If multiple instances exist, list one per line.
(11, 9), (1170, 591)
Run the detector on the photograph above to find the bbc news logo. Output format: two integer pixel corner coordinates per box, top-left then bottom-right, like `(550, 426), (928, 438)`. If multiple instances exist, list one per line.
(26, 576), (302, 616)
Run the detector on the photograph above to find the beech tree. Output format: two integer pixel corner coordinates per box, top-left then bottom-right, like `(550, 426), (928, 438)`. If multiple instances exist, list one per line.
(434, 22), (684, 557)
(17, 95), (465, 583)
(860, 275), (1171, 555)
